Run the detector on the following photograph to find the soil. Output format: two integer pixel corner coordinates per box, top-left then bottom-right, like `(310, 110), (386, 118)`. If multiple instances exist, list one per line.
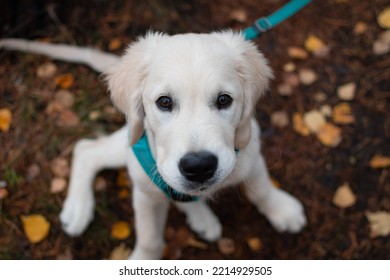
(0, 0), (389, 260)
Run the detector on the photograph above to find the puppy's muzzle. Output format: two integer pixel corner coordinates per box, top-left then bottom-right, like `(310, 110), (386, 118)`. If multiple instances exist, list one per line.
(179, 151), (218, 185)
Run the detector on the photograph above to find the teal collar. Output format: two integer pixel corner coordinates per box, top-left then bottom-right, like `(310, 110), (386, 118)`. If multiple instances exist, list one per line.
(131, 133), (199, 202)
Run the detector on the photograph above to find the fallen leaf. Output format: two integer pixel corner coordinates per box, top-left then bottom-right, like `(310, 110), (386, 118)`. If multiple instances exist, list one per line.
(377, 7), (390, 29)
(56, 110), (80, 127)
(320, 104), (332, 117)
(94, 176), (108, 192)
(314, 91), (327, 103)
(187, 236), (208, 250)
(332, 103), (355, 124)
(55, 90), (75, 108)
(118, 189), (130, 199)
(108, 38), (122, 51)
(218, 237), (235, 255)
(50, 157), (70, 178)
(109, 243), (131, 260)
(88, 110), (101, 121)
(332, 183), (357, 208)
(284, 73), (300, 87)
(299, 68), (318, 85)
(55, 73), (74, 89)
(230, 9), (247, 23)
(50, 177), (67, 194)
(366, 211), (390, 238)
(26, 164), (41, 182)
(369, 155), (390, 169)
(271, 111), (289, 128)
(21, 214), (50, 243)
(283, 62), (296, 72)
(316, 123), (342, 147)
(247, 237), (262, 251)
(36, 62), (57, 78)
(277, 83), (293, 96)
(353, 21), (368, 35)
(337, 83), (356, 101)
(373, 30), (390, 55)
(270, 178), (281, 189)
(0, 188), (8, 200)
(287, 47), (308, 60)
(304, 35), (325, 53)
(292, 112), (310, 136)
(117, 169), (130, 187)
(0, 108), (12, 132)
(111, 221), (131, 240)
(303, 110), (326, 133)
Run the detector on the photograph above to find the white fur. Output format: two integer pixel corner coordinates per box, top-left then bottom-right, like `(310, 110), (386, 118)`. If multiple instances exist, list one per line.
(1, 32), (306, 259)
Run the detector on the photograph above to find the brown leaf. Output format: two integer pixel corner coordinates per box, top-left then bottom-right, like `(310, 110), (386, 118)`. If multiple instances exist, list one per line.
(287, 47), (308, 60)
(332, 183), (356, 208)
(366, 211), (390, 238)
(332, 103), (355, 124)
(94, 176), (108, 192)
(292, 112), (310, 136)
(353, 22), (368, 35)
(337, 83), (356, 101)
(50, 157), (70, 178)
(316, 123), (342, 147)
(26, 164), (41, 182)
(55, 73), (74, 89)
(303, 110), (326, 133)
(56, 110), (80, 127)
(283, 62), (296, 72)
(36, 62), (57, 78)
(373, 30), (390, 55)
(218, 237), (235, 255)
(118, 189), (130, 199)
(55, 90), (75, 108)
(277, 83), (293, 96)
(230, 9), (247, 23)
(247, 237), (262, 251)
(21, 214), (50, 243)
(117, 169), (130, 187)
(0, 108), (12, 132)
(369, 155), (390, 169)
(111, 221), (131, 240)
(299, 68), (317, 85)
(109, 243), (131, 260)
(271, 111), (289, 128)
(108, 38), (122, 51)
(377, 7), (390, 29)
(50, 177), (67, 194)
(0, 188), (9, 200)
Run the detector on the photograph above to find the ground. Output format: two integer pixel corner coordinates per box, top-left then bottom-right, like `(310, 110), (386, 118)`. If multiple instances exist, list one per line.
(0, 0), (389, 260)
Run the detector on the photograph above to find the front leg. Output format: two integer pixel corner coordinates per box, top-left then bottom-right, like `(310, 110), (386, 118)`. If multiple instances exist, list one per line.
(129, 186), (169, 260)
(244, 154), (306, 233)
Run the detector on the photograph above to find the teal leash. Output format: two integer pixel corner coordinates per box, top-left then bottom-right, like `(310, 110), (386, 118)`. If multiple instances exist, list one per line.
(132, 0), (312, 202)
(243, 0), (312, 40)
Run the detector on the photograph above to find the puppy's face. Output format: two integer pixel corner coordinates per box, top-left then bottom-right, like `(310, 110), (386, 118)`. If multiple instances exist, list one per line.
(106, 32), (272, 196)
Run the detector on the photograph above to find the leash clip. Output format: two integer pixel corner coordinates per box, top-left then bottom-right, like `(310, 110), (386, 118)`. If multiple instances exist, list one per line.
(253, 17), (273, 34)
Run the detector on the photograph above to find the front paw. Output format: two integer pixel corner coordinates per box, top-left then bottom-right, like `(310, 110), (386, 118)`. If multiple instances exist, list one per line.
(260, 189), (307, 233)
(60, 192), (95, 236)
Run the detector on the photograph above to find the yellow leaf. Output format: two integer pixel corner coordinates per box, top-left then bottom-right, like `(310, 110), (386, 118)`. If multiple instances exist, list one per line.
(378, 7), (390, 29)
(111, 221), (131, 240)
(287, 47), (308, 60)
(332, 103), (355, 124)
(271, 177), (281, 189)
(116, 169), (130, 187)
(0, 108), (12, 132)
(55, 73), (74, 89)
(108, 38), (122, 51)
(316, 123), (342, 147)
(369, 155), (390, 169)
(366, 211), (390, 238)
(332, 183), (356, 208)
(292, 112), (310, 136)
(118, 188), (130, 199)
(21, 214), (50, 243)
(304, 35), (325, 53)
(109, 243), (131, 260)
(247, 237), (262, 251)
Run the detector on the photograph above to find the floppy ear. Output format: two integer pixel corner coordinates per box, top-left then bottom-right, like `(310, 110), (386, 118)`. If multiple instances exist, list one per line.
(105, 32), (166, 145)
(213, 31), (273, 149)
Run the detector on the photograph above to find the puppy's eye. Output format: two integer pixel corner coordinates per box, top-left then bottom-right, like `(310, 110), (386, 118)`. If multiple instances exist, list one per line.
(216, 94), (233, 110)
(156, 96), (173, 112)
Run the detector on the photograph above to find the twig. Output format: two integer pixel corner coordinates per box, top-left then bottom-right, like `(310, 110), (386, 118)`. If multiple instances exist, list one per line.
(46, 4), (77, 45)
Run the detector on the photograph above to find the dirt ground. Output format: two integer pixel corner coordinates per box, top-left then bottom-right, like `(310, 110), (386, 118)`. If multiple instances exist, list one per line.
(0, 0), (389, 260)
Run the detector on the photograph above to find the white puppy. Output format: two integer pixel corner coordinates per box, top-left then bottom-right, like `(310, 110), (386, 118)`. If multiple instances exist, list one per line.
(1, 31), (306, 259)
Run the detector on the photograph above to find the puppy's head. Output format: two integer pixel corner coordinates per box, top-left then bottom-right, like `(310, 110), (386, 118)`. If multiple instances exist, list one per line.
(106, 31), (272, 195)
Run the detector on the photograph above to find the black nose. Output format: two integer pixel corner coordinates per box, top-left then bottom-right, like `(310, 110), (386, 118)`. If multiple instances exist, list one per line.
(179, 151), (218, 183)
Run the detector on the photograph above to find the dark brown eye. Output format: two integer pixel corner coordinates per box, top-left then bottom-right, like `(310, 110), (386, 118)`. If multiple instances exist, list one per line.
(156, 96), (173, 111)
(216, 94), (233, 110)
